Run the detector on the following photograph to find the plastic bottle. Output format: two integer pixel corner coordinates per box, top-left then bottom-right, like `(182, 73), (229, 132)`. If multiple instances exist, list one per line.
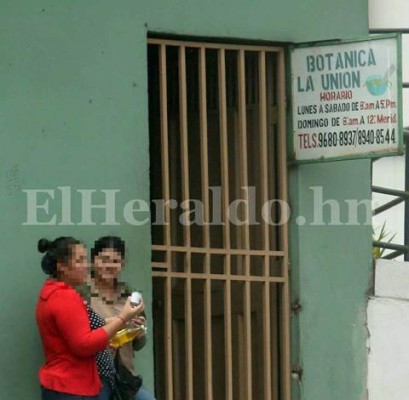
(109, 326), (146, 349)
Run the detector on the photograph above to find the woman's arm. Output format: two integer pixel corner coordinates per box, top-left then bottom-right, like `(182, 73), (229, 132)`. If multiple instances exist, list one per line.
(51, 290), (109, 357)
(52, 292), (144, 357)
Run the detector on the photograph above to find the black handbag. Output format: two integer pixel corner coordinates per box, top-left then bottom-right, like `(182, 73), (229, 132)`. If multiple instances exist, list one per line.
(112, 351), (143, 400)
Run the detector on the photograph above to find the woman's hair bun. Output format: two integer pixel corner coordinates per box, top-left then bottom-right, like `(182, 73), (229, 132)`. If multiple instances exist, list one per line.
(38, 238), (51, 253)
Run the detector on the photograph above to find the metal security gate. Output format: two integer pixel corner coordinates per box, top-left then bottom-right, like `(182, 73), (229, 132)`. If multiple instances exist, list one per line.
(148, 38), (290, 400)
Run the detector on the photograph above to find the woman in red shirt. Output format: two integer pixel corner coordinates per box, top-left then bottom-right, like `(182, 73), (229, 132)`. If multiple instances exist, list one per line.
(36, 237), (144, 400)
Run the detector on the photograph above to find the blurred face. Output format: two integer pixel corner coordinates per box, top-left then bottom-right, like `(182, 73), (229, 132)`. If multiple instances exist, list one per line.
(93, 248), (123, 284)
(57, 244), (88, 286)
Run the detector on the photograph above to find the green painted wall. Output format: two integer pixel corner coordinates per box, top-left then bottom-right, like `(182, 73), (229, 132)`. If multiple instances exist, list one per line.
(289, 161), (372, 400)
(0, 0), (369, 398)
(0, 2), (152, 397)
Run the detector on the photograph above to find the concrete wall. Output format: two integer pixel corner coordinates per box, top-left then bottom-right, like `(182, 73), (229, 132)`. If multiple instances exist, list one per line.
(0, 0), (369, 398)
(289, 160), (372, 400)
(368, 259), (409, 400)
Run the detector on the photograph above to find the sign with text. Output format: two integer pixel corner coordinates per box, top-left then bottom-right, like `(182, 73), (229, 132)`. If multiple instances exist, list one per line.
(291, 36), (402, 162)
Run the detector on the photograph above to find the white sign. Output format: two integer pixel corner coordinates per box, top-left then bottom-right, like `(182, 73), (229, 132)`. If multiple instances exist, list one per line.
(291, 36), (402, 162)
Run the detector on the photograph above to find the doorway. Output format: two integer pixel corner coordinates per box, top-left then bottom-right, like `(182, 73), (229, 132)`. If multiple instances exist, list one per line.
(148, 38), (290, 400)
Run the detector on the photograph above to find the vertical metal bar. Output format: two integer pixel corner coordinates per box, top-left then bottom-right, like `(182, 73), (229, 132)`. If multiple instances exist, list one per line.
(238, 49), (252, 400)
(258, 51), (272, 400)
(202, 274), (212, 388)
(159, 44), (174, 400)
(179, 46), (193, 400)
(218, 48), (233, 400)
(199, 50), (211, 249)
(179, 45), (191, 249)
(159, 45), (172, 266)
(237, 51), (250, 250)
(224, 257), (233, 400)
(204, 276), (213, 400)
(219, 50), (231, 249)
(258, 55), (269, 250)
(185, 258), (193, 400)
(199, 47), (213, 400)
(265, 53), (278, 253)
(277, 49), (291, 400)
(165, 276), (174, 400)
(267, 52), (280, 400)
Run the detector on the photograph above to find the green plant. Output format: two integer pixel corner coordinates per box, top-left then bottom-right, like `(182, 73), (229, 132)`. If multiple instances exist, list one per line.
(372, 221), (396, 259)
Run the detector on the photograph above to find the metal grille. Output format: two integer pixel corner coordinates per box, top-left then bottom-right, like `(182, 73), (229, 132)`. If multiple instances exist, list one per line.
(148, 39), (290, 400)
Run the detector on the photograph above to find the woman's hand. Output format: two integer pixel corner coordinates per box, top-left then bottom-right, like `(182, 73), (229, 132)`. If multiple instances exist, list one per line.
(128, 316), (146, 328)
(118, 297), (145, 323)
(102, 298), (145, 339)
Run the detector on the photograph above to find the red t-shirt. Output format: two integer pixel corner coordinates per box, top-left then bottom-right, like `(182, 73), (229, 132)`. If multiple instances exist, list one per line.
(36, 280), (108, 396)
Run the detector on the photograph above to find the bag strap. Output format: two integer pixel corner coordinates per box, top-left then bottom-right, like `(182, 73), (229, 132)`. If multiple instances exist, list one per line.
(114, 349), (121, 370)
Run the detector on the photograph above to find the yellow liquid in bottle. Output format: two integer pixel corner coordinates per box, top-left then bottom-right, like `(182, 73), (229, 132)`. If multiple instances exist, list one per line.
(109, 327), (146, 349)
